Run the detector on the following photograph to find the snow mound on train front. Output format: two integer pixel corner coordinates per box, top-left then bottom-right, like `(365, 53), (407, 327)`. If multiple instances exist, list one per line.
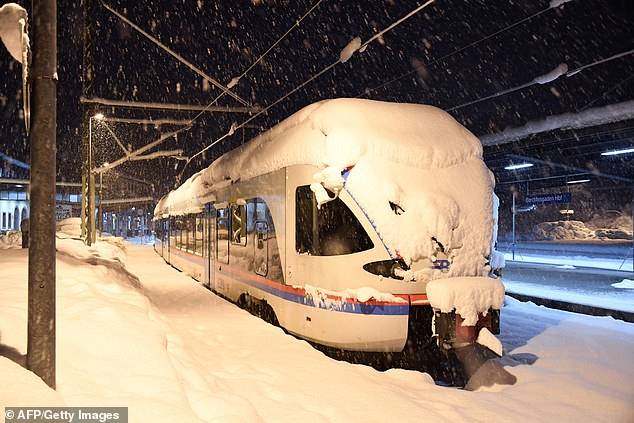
(426, 277), (505, 326)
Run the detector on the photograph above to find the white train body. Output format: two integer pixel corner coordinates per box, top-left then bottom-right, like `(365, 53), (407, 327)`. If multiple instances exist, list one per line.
(154, 99), (502, 353)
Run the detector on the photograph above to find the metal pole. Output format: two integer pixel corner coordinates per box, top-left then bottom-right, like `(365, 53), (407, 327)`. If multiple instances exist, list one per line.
(511, 191), (517, 260)
(89, 172), (95, 243)
(81, 0), (95, 244)
(88, 117), (95, 244)
(27, 0), (57, 389)
(99, 172), (103, 233)
(80, 173), (87, 238)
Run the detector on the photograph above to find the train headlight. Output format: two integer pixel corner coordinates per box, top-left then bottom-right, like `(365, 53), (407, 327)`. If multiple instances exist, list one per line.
(362, 259), (408, 280)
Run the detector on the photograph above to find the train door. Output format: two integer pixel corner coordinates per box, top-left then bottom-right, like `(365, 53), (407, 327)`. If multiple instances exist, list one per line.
(206, 203), (216, 289)
(215, 206), (230, 294)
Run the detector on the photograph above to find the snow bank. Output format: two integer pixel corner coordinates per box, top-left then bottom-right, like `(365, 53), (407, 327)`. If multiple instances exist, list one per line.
(534, 219), (632, 241)
(56, 217), (83, 237)
(0, 357), (65, 407)
(157, 99), (495, 272)
(0, 230), (21, 249)
(0, 3), (27, 63)
(56, 238), (127, 267)
(3, 244), (634, 422)
(426, 277), (505, 325)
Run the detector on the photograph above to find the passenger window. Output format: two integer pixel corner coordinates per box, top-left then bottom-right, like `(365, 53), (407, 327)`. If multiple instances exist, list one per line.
(195, 215), (204, 256)
(295, 185), (374, 256)
(231, 204), (247, 246)
(216, 208), (230, 264)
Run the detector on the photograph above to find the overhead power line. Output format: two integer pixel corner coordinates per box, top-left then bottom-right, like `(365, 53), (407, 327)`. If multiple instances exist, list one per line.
(227, 0), (326, 89)
(181, 0), (436, 176)
(447, 47), (633, 112)
(187, 0), (326, 128)
(101, 2), (251, 106)
(359, 1), (571, 98)
(566, 48), (634, 77)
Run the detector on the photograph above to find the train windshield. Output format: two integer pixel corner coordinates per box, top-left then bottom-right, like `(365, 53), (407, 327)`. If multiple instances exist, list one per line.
(295, 185), (374, 256)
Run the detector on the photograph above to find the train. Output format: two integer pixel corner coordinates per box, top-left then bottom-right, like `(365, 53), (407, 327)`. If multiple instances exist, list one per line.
(153, 98), (507, 386)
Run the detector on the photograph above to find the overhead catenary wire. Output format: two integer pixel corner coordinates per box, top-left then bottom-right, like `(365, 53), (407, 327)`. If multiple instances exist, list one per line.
(227, 0), (326, 89)
(101, 2), (251, 107)
(180, 0), (437, 176)
(566, 48), (634, 77)
(447, 47), (633, 112)
(358, 1), (570, 98)
(185, 0), (326, 122)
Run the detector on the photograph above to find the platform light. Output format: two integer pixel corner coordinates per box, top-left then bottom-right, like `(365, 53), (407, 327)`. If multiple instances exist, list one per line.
(93, 113), (105, 121)
(504, 163), (534, 170)
(567, 179), (590, 184)
(560, 209), (574, 215)
(601, 147), (634, 156)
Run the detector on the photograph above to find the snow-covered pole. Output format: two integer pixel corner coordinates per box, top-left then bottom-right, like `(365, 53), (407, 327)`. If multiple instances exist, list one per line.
(27, 0), (57, 389)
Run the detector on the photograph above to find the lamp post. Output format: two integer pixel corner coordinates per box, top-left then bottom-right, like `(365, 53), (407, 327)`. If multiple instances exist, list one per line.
(87, 112), (104, 245)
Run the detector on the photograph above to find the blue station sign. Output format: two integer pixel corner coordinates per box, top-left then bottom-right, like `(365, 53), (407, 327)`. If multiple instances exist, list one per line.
(525, 192), (572, 205)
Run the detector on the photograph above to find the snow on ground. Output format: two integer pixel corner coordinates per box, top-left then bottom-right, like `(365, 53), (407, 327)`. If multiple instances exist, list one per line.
(504, 279), (634, 314)
(612, 279), (634, 289)
(504, 252), (633, 272)
(1, 242), (634, 422)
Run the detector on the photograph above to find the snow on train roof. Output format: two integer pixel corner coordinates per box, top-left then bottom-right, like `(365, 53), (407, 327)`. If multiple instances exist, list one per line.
(155, 98), (483, 218)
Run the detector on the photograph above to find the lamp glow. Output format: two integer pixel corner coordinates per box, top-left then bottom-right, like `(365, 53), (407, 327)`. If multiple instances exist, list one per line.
(504, 163), (534, 170)
(93, 113), (105, 120)
(601, 147), (634, 156)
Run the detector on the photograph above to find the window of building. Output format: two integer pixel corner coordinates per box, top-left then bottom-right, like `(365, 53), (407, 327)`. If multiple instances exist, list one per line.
(2, 212), (5, 228)
(295, 185), (374, 256)
(231, 204), (247, 246)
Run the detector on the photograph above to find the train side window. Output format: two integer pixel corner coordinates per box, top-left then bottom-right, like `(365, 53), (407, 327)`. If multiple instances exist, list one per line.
(295, 185), (374, 256)
(187, 215), (196, 253)
(195, 215), (204, 256)
(231, 204), (247, 246)
(216, 208), (230, 264)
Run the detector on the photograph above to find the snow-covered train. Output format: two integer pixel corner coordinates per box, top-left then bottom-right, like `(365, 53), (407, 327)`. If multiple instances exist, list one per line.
(153, 98), (506, 384)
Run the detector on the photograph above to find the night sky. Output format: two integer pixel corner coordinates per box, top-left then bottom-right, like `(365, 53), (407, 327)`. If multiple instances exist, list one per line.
(1, 0), (632, 195)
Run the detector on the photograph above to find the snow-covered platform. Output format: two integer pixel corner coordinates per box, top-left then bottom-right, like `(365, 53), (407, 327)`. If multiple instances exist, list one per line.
(498, 240), (633, 272)
(1, 242), (633, 422)
(503, 261), (634, 315)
